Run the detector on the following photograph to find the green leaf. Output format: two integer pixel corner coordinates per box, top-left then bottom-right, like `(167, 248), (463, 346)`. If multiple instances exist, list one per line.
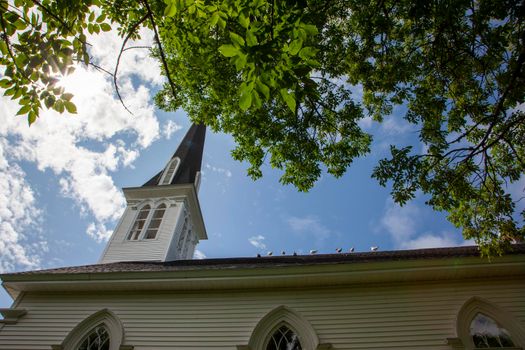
(252, 89), (262, 109)
(28, 111), (37, 125)
(302, 24), (318, 35)
(96, 14), (106, 23)
(280, 88), (296, 113)
(209, 12), (219, 26)
(217, 17), (226, 29)
(255, 80), (270, 99)
(239, 90), (252, 111)
(44, 96), (55, 109)
(289, 39), (303, 56)
(100, 23), (111, 32)
(164, 2), (177, 16)
(0, 79), (12, 88)
(298, 47), (317, 60)
(246, 30), (257, 47)
(235, 53), (247, 70)
(16, 105), (31, 115)
(54, 100), (65, 113)
(0, 41), (7, 55)
(218, 44), (240, 57)
(64, 100), (77, 114)
(238, 13), (249, 28)
(229, 32), (245, 47)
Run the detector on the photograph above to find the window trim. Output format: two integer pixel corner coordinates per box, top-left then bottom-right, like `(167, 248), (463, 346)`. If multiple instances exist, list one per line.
(448, 297), (525, 350)
(51, 309), (131, 350)
(126, 203), (152, 241)
(142, 203), (167, 240)
(126, 200), (169, 241)
(158, 157), (181, 185)
(237, 305), (330, 350)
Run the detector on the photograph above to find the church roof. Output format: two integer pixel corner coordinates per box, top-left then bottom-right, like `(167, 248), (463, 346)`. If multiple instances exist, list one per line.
(142, 123), (206, 186)
(5, 244), (525, 276)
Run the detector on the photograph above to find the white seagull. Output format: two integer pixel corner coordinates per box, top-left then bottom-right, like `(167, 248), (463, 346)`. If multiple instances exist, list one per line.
(309, 249), (317, 255)
(370, 246), (379, 252)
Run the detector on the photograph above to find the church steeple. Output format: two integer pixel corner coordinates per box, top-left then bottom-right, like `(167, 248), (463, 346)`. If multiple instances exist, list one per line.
(143, 124), (206, 187)
(99, 124), (208, 264)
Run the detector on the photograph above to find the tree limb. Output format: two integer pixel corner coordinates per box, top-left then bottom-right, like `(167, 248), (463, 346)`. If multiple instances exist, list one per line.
(113, 13), (149, 115)
(141, 0), (178, 100)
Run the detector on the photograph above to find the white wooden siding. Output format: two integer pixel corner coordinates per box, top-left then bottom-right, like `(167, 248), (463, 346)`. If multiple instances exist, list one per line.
(100, 204), (183, 263)
(0, 278), (524, 349)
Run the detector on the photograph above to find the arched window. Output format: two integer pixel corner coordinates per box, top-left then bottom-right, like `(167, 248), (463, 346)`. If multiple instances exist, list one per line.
(127, 205), (151, 240)
(54, 309), (128, 350)
(177, 212), (190, 255)
(449, 297), (525, 349)
(266, 325), (302, 350)
(143, 203), (166, 239)
(159, 157), (180, 185)
(470, 313), (515, 348)
(239, 306), (326, 350)
(76, 324), (110, 350)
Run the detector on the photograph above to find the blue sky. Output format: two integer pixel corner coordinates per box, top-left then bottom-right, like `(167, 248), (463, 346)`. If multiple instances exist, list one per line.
(0, 29), (477, 308)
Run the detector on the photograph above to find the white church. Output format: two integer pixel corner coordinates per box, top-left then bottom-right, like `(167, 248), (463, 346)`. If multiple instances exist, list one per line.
(0, 124), (524, 350)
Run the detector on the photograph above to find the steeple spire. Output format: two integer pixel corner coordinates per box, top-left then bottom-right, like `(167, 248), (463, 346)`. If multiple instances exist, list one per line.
(98, 123), (207, 264)
(143, 123), (206, 187)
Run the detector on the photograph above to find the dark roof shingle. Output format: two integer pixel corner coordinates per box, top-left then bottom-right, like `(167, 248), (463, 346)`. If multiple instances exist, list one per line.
(6, 244), (525, 276)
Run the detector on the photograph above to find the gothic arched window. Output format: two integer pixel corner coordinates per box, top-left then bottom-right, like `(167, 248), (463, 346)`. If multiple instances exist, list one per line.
(451, 297), (525, 350)
(127, 205), (151, 240)
(143, 203), (167, 239)
(470, 313), (515, 348)
(76, 324), (110, 350)
(266, 325), (302, 350)
(240, 306), (322, 350)
(54, 309), (128, 350)
(159, 157), (180, 185)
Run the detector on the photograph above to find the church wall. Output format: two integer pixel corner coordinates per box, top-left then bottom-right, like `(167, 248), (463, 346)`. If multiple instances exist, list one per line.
(0, 277), (524, 349)
(100, 202), (183, 263)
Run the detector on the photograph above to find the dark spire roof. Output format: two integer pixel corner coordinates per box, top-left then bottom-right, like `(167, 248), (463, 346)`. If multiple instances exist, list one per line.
(143, 124), (206, 187)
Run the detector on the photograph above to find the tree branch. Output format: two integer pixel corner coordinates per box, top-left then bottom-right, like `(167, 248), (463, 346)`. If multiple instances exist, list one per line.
(141, 0), (178, 100)
(113, 13), (149, 115)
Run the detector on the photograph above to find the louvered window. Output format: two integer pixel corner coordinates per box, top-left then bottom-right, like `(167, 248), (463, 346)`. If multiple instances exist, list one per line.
(127, 205), (151, 240)
(143, 204), (166, 239)
(76, 324), (110, 350)
(266, 326), (302, 350)
(470, 313), (516, 348)
(159, 158), (180, 185)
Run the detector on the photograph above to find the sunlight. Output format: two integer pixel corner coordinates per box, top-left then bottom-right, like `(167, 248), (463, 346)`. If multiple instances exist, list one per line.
(57, 65), (106, 98)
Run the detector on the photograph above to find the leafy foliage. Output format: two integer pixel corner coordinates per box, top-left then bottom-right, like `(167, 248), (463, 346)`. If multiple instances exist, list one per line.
(1, 0), (524, 253)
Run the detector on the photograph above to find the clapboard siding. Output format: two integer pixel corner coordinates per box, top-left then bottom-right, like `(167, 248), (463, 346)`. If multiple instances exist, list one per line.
(100, 203), (183, 263)
(1, 278), (524, 350)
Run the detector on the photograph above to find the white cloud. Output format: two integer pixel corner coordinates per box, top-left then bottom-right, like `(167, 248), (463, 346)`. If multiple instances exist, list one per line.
(381, 116), (413, 135)
(0, 27), (168, 260)
(205, 163), (232, 178)
(399, 232), (466, 250)
(0, 141), (46, 272)
(86, 222), (114, 243)
(193, 249), (206, 259)
(248, 235), (267, 249)
(287, 216), (331, 239)
(163, 120), (183, 139)
(379, 199), (471, 249)
(380, 200), (420, 242)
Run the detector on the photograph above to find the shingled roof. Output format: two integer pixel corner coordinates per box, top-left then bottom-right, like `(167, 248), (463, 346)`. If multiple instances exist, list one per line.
(5, 244), (525, 276)
(142, 123), (206, 186)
